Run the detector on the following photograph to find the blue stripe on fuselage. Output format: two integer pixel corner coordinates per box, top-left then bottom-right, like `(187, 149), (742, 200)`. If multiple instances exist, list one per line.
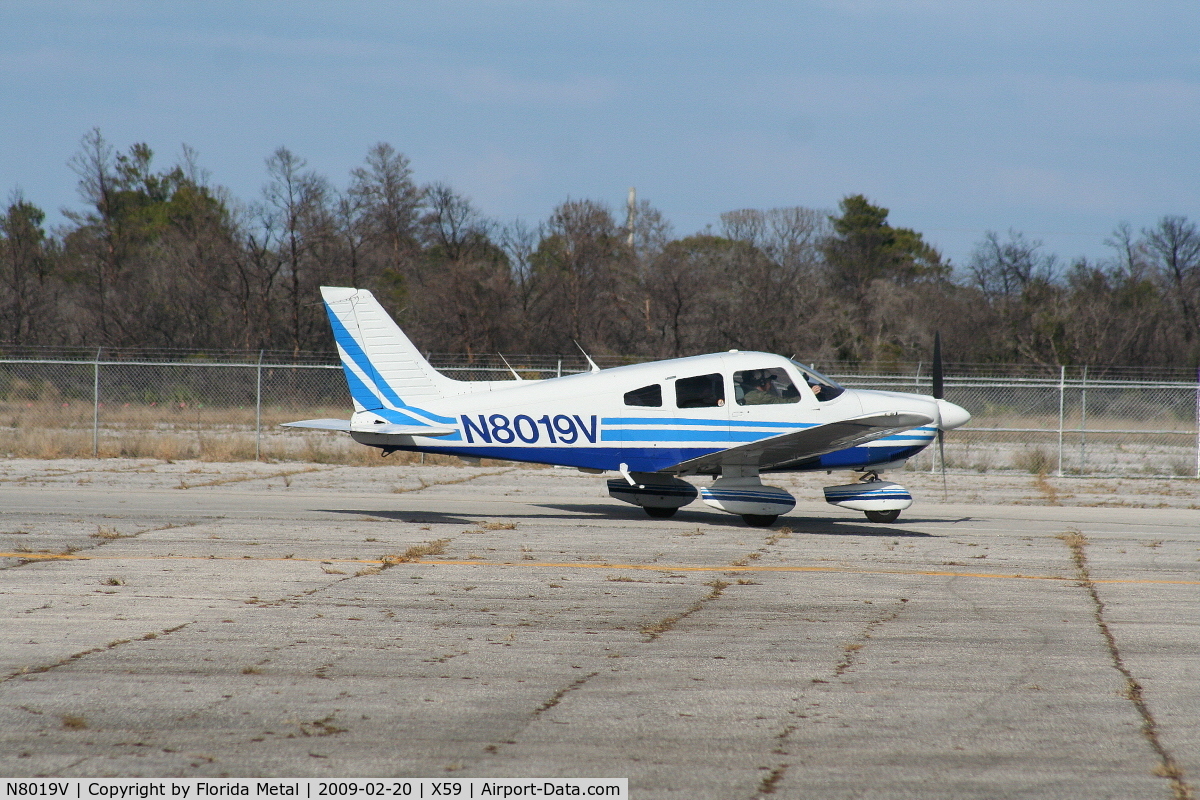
(603, 417), (806, 429)
(601, 429), (782, 443)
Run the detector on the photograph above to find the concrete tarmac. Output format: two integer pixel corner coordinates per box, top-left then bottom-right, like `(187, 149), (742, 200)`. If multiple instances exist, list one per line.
(1, 460), (1197, 799)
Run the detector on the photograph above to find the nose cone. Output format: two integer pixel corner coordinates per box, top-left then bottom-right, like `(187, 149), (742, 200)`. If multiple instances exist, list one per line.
(937, 399), (971, 430)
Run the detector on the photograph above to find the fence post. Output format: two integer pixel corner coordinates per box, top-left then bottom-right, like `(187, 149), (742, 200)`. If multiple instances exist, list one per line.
(1079, 365), (1087, 476)
(256, 350), (264, 462)
(1195, 367), (1199, 479)
(1056, 365), (1065, 477)
(92, 348), (101, 458)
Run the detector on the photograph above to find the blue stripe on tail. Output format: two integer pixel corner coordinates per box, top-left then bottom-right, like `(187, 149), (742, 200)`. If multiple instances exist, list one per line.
(324, 301), (456, 425)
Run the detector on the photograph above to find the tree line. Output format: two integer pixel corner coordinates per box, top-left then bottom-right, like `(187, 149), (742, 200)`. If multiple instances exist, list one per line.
(2, 128), (1198, 370)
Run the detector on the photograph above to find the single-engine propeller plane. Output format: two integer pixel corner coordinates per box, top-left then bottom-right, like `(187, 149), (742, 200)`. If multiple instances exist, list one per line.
(285, 287), (971, 527)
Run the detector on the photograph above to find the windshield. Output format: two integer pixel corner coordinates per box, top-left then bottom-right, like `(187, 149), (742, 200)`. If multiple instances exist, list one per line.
(789, 360), (845, 402)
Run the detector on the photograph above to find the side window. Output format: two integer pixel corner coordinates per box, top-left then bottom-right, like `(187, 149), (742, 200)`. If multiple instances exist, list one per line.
(734, 369), (801, 406)
(623, 384), (662, 407)
(675, 373), (725, 408)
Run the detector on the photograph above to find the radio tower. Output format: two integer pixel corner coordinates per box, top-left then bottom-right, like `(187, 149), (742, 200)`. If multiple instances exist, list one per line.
(626, 187), (636, 247)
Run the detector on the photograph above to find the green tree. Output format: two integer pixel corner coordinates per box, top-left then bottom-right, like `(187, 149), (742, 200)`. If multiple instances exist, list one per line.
(0, 192), (59, 344)
(63, 129), (239, 347)
(820, 195), (950, 361)
(823, 194), (948, 300)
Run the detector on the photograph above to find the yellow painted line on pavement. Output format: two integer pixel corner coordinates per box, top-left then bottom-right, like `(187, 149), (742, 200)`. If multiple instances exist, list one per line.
(4, 552), (1198, 586)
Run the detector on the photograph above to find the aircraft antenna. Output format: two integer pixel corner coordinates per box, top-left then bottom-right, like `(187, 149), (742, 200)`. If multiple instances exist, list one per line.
(498, 353), (525, 382)
(574, 340), (601, 373)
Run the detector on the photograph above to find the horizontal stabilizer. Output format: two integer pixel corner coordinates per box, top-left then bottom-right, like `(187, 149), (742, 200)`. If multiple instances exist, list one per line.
(281, 418), (352, 431)
(281, 419), (457, 437)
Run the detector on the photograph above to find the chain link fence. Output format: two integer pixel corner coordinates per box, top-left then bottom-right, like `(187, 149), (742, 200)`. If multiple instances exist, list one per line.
(1, 352), (1197, 477)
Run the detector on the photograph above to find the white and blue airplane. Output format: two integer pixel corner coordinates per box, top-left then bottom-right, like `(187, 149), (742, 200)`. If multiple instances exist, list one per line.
(285, 287), (971, 527)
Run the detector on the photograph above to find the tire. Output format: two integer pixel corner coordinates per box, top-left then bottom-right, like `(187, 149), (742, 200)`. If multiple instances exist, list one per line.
(742, 514), (777, 527)
(865, 509), (901, 523)
(645, 506), (678, 519)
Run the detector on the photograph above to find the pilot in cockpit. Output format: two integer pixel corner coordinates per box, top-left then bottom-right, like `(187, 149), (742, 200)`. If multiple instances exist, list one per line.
(742, 372), (789, 405)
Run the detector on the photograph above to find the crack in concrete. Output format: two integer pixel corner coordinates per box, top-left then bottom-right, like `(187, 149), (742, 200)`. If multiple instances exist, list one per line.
(390, 468), (517, 494)
(758, 596), (910, 798)
(832, 598), (908, 678)
(754, 763), (788, 796)
(1, 521), (202, 571)
(1, 623), (192, 684)
(639, 579), (729, 641)
(1058, 529), (1194, 800)
(478, 669), (601, 759)
(532, 671), (599, 717)
(174, 466), (327, 489)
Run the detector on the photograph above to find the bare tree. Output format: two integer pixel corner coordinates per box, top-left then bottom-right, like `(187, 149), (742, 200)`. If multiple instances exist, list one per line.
(349, 143), (422, 287)
(63, 128), (121, 341)
(968, 230), (1058, 299)
(1143, 215), (1200, 343)
(527, 199), (636, 353)
(408, 185), (516, 357)
(262, 147), (334, 353)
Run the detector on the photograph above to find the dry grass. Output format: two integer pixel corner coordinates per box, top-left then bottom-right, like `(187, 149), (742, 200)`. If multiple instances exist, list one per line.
(8, 426), (479, 465)
(1032, 472), (1061, 505)
(0, 404), (474, 465)
(381, 538), (450, 565)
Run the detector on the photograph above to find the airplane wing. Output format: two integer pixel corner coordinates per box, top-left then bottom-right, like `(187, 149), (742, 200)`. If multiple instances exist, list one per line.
(667, 411), (934, 474)
(281, 419), (457, 437)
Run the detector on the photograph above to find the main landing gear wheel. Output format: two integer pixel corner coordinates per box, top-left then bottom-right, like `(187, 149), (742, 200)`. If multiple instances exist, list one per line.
(865, 509), (901, 523)
(741, 514), (778, 527)
(645, 506), (678, 519)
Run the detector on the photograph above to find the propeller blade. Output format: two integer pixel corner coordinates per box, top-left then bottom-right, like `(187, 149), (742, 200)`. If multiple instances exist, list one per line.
(938, 429), (947, 501)
(932, 330), (944, 400)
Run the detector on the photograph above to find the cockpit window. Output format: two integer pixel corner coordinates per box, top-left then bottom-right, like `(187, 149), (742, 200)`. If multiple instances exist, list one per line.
(624, 384), (662, 407)
(789, 360), (845, 402)
(734, 369), (801, 405)
(675, 373), (725, 408)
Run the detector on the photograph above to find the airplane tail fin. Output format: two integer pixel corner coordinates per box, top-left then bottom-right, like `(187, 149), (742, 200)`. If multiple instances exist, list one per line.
(321, 286), (459, 414)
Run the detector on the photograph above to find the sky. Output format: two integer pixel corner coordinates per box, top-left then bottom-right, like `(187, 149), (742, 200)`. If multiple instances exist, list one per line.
(2, 0), (1199, 270)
